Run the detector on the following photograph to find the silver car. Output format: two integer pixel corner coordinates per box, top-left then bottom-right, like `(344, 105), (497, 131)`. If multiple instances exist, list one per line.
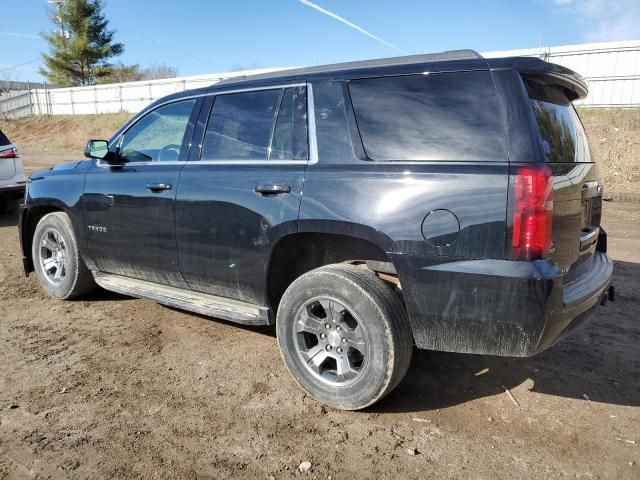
(0, 129), (26, 213)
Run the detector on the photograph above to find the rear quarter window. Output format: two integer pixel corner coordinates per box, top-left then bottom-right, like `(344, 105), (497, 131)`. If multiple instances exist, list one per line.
(523, 76), (591, 163)
(348, 71), (506, 161)
(0, 129), (10, 146)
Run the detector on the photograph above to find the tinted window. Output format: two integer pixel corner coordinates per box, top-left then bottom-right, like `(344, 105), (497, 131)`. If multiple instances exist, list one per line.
(524, 78), (589, 163)
(0, 129), (10, 146)
(270, 87), (308, 160)
(349, 71), (506, 161)
(202, 89), (281, 160)
(120, 99), (195, 162)
(313, 81), (357, 163)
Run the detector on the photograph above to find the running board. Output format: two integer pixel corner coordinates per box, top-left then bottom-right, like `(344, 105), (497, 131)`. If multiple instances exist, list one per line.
(93, 272), (272, 326)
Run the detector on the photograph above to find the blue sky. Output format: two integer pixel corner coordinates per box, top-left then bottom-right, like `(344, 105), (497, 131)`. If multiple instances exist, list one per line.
(2, 0), (639, 82)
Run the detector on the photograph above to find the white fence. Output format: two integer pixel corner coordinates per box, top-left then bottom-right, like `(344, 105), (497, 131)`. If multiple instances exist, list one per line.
(0, 68), (287, 118)
(482, 40), (640, 107)
(1, 40), (639, 118)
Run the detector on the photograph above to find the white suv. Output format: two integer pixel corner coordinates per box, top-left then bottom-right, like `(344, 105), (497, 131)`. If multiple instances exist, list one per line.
(0, 129), (26, 213)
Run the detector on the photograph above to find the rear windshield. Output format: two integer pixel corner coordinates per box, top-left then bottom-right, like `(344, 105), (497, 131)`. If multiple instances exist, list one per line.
(0, 129), (10, 146)
(523, 76), (591, 163)
(348, 71), (506, 161)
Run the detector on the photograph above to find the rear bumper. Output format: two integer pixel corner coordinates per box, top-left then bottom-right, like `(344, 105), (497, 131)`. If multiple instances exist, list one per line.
(536, 251), (613, 352)
(392, 251), (613, 357)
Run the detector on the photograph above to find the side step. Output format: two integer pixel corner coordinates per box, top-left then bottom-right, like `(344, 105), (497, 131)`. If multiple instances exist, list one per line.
(93, 272), (272, 326)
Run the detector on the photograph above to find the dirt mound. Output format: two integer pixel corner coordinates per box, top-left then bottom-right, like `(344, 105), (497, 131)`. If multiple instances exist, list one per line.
(0, 113), (133, 156)
(579, 108), (640, 195)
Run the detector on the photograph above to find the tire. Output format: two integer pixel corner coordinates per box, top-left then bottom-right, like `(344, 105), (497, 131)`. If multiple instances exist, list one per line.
(32, 212), (96, 299)
(276, 263), (413, 410)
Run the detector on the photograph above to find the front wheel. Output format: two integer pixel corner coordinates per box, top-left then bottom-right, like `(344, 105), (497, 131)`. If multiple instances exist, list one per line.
(276, 264), (413, 410)
(32, 212), (96, 299)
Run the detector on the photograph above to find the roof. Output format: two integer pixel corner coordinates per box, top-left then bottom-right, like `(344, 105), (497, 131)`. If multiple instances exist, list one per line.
(147, 48), (586, 109)
(215, 49), (484, 86)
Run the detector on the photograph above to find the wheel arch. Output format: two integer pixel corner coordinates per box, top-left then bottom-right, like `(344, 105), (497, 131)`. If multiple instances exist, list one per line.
(265, 229), (398, 314)
(21, 202), (69, 274)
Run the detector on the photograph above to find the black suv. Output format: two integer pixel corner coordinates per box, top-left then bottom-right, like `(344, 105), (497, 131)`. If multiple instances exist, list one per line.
(19, 50), (614, 410)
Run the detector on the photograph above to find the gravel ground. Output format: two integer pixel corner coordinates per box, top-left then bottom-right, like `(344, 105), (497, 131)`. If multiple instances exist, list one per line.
(0, 154), (638, 479)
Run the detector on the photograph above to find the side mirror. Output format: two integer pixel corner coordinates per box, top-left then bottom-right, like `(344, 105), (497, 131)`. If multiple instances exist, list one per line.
(84, 139), (110, 160)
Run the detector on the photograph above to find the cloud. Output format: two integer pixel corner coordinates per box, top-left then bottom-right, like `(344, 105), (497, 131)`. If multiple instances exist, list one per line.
(551, 0), (640, 42)
(298, 0), (406, 54)
(0, 31), (42, 40)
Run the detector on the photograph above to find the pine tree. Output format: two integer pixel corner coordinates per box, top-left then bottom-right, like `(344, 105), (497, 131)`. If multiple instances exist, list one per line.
(40, 0), (124, 86)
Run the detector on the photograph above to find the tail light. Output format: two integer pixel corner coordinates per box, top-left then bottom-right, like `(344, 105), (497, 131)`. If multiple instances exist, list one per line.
(511, 165), (553, 260)
(0, 147), (18, 159)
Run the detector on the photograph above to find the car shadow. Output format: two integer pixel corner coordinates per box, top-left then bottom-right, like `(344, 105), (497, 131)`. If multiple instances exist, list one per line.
(81, 259), (639, 410)
(78, 287), (133, 303)
(0, 210), (18, 227)
(164, 304), (277, 337)
(372, 259), (640, 412)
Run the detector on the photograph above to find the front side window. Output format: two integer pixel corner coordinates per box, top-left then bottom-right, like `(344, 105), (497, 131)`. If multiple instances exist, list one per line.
(348, 71), (506, 161)
(202, 87), (308, 161)
(119, 99), (196, 163)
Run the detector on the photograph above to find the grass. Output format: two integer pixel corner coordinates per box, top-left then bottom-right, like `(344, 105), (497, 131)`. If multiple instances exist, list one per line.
(578, 108), (640, 195)
(0, 113), (134, 156)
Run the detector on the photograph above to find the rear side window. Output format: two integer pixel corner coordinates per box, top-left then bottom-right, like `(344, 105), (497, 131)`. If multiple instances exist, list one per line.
(523, 76), (590, 163)
(313, 81), (358, 163)
(348, 71), (506, 161)
(0, 129), (10, 146)
(202, 87), (308, 161)
(203, 89), (281, 160)
(271, 86), (308, 160)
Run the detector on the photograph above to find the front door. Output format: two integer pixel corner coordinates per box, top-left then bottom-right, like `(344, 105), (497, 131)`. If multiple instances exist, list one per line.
(83, 98), (198, 287)
(176, 84), (309, 305)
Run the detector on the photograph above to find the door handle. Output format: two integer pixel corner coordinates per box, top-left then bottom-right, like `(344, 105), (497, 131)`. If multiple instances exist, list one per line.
(146, 182), (172, 192)
(255, 184), (291, 195)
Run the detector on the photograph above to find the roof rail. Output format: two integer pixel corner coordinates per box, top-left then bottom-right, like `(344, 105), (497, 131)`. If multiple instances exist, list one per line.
(215, 49), (484, 85)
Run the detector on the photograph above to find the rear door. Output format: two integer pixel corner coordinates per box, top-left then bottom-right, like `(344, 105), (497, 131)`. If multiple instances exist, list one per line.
(520, 74), (601, 280)
(176, 84), (308, 305)
(0, 130), (16, 180)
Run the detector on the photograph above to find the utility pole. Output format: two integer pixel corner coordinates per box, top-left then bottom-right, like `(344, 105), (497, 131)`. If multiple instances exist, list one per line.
(47, 0), (68, 39)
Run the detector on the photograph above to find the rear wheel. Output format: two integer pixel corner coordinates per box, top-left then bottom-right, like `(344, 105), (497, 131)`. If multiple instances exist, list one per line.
(276, 264), (412, 410)
(32, 212), (96, 299)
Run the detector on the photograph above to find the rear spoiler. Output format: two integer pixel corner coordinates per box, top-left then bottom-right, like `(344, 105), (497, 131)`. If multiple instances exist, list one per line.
(487, 56), (588, 101)
(522, 70), (588, 102)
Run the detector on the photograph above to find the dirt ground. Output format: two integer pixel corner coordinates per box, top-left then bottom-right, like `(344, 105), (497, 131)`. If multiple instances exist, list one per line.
(1, 153), (639, 479)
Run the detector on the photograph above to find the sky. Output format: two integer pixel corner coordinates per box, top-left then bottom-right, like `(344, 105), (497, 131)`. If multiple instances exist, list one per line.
(1, 0), (639, 82)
